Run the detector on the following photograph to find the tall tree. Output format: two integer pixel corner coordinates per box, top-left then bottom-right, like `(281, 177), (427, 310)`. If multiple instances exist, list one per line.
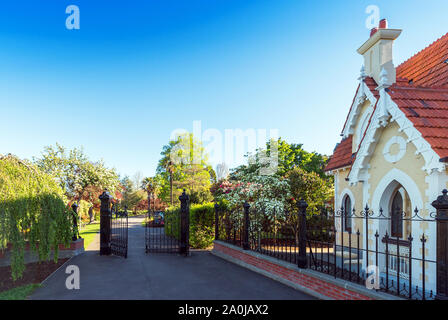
(34, 143), (121, 202)
(156, 133), (214, 205)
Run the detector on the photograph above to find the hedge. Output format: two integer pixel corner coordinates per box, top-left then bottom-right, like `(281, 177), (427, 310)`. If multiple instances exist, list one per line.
(164, 203), (215, 249)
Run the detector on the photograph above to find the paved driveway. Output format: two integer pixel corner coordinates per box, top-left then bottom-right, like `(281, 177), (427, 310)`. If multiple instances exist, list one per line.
(31, 216), (315, 300)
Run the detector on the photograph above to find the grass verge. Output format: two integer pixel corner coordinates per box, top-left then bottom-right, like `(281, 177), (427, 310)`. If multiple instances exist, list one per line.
(79, 222), (101, 248)
(0, 283), (41, 300)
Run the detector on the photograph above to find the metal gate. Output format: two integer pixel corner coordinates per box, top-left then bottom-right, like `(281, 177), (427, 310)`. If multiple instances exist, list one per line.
(145, 190), (189, 255)
(99, 190), (128, 258)
(111, 204), (128, 258)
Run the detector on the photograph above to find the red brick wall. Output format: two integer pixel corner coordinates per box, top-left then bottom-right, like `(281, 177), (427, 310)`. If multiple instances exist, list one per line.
(214, 242), (374, 300)
(0, 239), (84, 258)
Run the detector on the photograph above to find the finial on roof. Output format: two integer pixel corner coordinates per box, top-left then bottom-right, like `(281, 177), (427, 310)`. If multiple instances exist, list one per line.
(359, 65), (367, 81)
(377, 67), (390, 89)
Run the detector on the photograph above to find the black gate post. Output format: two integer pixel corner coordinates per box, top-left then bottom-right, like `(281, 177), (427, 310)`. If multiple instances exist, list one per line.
(215, 203), (219, 240)
(71, 202), (79, 241)
(179, 190), (190, 256)
(99, 190), (113, 256)
(243, 201), (250, 250)
(432, 189), (448, 300)
(297, 199), (308, 269)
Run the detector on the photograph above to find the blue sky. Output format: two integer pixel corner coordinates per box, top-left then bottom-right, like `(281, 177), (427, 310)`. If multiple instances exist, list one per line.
(1, 0), (448, 178)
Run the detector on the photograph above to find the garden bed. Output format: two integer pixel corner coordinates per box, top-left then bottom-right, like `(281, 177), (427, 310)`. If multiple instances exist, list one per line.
(0, 258), (69, 295)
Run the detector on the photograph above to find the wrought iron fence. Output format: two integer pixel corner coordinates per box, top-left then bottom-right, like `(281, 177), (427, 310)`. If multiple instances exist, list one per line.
(307, 206), (436, 300)
(215, 201), (437, 300)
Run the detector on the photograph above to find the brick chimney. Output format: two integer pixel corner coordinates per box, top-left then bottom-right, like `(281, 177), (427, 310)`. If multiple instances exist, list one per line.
(357, 19), (402, 86)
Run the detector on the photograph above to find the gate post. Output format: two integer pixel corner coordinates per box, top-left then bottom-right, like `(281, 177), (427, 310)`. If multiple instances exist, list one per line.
(297, 199), (308, 269)
(71, 202), (79, 241)
(432, 189), (448, 300)
(179, 189), (190, 256)
(243, 202), (250, 250)
(215, 203), (219, 240)
(99, 190), (113, 256)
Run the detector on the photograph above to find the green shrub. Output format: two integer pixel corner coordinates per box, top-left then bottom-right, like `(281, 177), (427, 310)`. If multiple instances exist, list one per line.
(164, 203), (215, 249)
(0, 155), (72, 280)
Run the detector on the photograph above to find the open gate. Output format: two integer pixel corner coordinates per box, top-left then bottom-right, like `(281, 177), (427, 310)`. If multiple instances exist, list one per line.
(99, 191), (128, 258)
(111, 204), (128, 258)
(145, 190), (189, 255)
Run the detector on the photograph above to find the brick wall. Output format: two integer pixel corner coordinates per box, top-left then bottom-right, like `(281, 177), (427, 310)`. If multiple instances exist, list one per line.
(0, 238), (84, 266)
(213, 242), (375, 300)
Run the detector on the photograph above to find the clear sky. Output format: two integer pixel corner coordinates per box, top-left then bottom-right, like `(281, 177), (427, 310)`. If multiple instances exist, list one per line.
(1, 0), (448, 178)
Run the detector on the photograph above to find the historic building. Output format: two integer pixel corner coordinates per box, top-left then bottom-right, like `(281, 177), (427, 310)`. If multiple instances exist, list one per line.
(325, 19), (448, 296)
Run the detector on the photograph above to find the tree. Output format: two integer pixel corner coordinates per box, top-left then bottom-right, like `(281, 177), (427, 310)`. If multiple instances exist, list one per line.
(0, 154), (72, 280)
(285, 167), (333, 214)
(132, 171), (143, 191)
(34, 143), (121, 202)
(155, 133), (214, 205)
(283, 167), (333, 246)
(265, 138), (329, 178)
(121, 176), (144, 210)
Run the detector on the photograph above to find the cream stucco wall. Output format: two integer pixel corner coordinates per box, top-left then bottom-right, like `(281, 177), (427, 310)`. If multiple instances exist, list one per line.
(368, 120), (428, 215)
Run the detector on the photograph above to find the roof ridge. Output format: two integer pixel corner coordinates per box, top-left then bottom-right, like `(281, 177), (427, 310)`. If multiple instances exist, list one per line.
(396, 32), (448, 72)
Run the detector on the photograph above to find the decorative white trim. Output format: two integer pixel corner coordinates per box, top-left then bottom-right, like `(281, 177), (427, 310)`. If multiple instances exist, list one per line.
(383, 136), (407, 163)
(341, 80), (377, 139)
(371, 168), (423, 214)
(347, 85), (445, 184)
(339, 188), (356, 210)
(355, 106), (374, 149)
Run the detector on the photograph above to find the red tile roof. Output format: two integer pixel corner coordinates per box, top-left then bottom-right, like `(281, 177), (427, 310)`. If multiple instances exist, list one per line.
(396, 32), (448, 87)
(325, 136), (354, 171)
(327, 32), (448, 171)
(326, 32), (448, 172)
(387, 85), (448, 159)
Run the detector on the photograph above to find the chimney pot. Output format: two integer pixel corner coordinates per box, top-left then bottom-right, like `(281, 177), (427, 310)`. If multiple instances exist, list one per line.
(370, 27), (378, 37)
(379, 19), (388, 29)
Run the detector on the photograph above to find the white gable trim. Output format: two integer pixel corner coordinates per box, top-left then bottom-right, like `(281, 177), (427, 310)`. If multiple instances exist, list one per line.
(341, 80), (377, 139)
(347, 86), (445, 185)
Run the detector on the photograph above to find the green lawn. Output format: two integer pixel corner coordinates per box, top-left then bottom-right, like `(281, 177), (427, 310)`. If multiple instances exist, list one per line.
(0, 284), (40, 300)
(79, 222), (101, 249)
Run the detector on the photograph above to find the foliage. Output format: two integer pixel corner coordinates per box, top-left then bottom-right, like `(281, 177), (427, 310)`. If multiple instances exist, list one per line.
(216, 147), (291, 213)
(164, 202), (215, 249)
(285, 167), (333, 215)
(77, 200), (91, 222)
(155, 133), (215, 204)
(0, 155), (73, 280)
(265, 138), (329, 178)
(0, 283), (40, 300)
(211, 137), (333, 246)
(34, 143), (121, 201)
(121, 176), (145, 210)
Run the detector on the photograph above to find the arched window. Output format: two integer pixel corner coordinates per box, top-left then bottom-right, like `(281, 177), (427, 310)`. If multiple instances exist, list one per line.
(343, 196), (352, 232)
(391, 190), (403, 238)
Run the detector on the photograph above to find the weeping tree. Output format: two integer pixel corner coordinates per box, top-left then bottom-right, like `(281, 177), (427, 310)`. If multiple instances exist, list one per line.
(0, 154), (73, 280)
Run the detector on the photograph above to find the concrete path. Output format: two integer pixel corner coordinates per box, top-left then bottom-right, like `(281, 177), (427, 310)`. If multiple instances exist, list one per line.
(31, 216), (315, 300)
